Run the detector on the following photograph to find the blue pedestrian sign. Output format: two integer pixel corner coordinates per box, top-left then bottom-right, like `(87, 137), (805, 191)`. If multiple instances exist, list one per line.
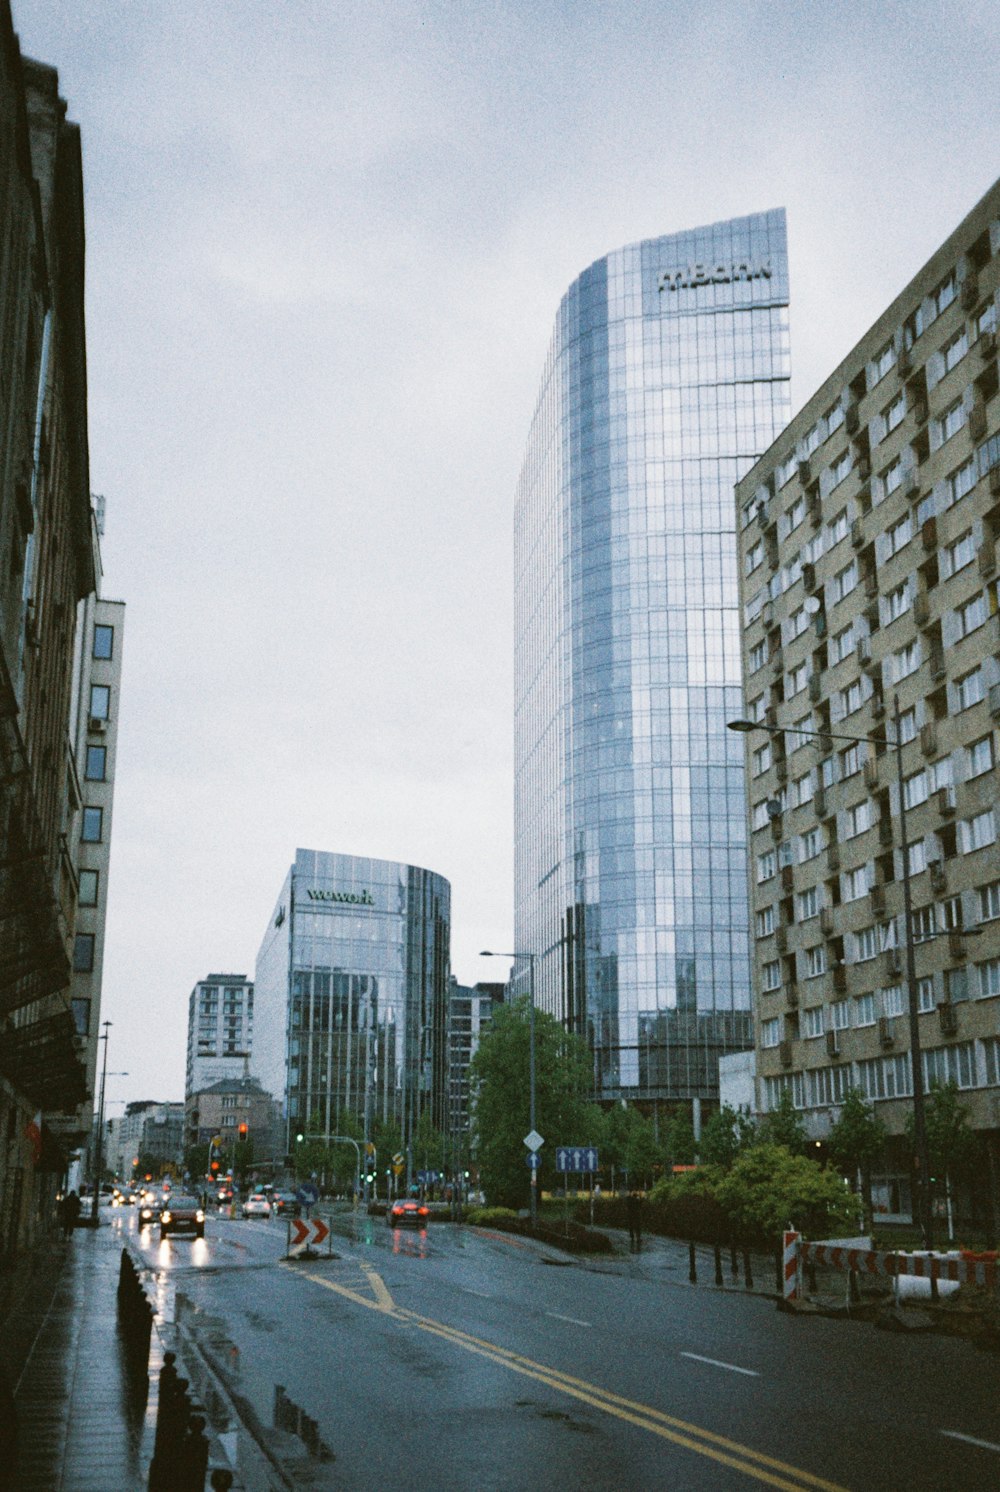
(556, 1146), (599, 1173)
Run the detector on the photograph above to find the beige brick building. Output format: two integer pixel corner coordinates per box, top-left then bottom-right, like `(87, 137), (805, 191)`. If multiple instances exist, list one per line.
(734, 178), (1000, 1232)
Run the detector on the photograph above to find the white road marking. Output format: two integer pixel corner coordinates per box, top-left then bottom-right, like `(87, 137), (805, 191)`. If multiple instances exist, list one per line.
(941, 1430), (1000, 1454)
(546, 1311), (591, 1327)
(462, 1287), (491, 1297)
(681, 1352), (758, 1377)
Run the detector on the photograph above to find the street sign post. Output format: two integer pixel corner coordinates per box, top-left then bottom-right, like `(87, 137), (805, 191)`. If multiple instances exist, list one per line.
(524, 1130), (544, 1152)
(556, 1146), (599, 1173)
(286, 1215), (331, 1259)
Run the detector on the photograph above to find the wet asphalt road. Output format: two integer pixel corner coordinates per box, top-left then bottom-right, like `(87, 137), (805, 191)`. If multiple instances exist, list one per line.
(117, 1206), (1000, 1491)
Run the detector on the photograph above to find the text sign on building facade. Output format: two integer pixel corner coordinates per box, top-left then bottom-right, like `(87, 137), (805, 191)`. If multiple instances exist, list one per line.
(657, 260), (771, 293)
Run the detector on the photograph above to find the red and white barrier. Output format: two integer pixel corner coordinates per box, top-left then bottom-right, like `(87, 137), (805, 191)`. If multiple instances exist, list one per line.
(798, 1240), (997, 1289)
(783, 1230), (800, 1302)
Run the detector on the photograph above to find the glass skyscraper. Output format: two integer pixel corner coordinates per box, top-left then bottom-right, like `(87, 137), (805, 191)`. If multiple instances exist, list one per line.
(253, 849), (451, 1152)
(514, 210), (790, 1108)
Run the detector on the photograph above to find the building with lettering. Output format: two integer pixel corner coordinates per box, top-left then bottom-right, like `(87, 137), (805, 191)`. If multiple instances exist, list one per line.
(735, 177), (1000, 1229)
(253, 850), (451, 1154)
(514, 211), (790, 1117)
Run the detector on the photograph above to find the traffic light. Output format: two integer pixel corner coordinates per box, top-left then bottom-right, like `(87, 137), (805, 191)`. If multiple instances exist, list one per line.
(296, 1132), (304, 1143)
(210, 1159), (220, 1174)
(238, 1122), (248, 1140)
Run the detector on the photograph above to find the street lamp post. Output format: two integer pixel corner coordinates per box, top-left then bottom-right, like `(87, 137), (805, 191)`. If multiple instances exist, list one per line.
(89, 1021), (112, 1224)
(482, 949), (537, 1224)
(728, 698), (936, 1251)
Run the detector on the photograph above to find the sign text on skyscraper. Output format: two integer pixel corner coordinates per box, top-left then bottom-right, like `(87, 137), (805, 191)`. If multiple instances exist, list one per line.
(658, 260), (771, 292)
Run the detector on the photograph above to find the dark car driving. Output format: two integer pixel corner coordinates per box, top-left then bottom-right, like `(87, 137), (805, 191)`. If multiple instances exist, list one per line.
(387, 1199), (429, 1227)
(159, 1194), (206, 1238)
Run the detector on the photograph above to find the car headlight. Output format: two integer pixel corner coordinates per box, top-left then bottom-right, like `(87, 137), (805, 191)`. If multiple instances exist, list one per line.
(196, 1211), (205, 1222)
(161, 1211), (172, 1224)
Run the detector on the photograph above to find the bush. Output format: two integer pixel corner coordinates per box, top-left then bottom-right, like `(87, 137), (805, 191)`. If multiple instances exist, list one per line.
(466, 1206), (613, 1254)
(647, 1171), (730, 1244)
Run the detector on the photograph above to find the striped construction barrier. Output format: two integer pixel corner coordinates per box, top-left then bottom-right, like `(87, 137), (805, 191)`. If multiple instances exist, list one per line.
(783, 1230), (800, 1301)
(799, 1241), (997, 1289)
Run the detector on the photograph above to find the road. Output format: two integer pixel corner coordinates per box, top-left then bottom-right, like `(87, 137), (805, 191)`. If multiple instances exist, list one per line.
(114, 1204), (1000, 1490)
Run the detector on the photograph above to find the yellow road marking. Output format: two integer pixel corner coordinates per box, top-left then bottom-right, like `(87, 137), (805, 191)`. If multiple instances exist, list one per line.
(286, 1261), (849, 1492)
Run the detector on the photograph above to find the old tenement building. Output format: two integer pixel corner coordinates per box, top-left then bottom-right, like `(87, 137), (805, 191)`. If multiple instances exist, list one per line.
(735, 178), (1000, 1231)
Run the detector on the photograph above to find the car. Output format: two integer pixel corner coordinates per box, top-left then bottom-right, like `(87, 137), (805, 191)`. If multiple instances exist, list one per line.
(241, 1193), (271, 1220)
(159, 1194), (206, 1238)
(387, 1199), (429, 1228)
(270, 1191), (300, 1217)
(216, 1187), (234, 1206)
(138, 1192), (165, 1226)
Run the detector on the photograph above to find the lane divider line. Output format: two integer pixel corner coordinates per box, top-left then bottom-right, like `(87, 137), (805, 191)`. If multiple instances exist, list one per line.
(940, 1430), (1000, 1454)
(681, 1352), (759, 1377)
(545, 1312), (591, 1327)
(288, 1260), (848, 1492)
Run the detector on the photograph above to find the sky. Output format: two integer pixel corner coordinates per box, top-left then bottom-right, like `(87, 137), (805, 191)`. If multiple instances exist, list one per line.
(11, 0), (999, 1112)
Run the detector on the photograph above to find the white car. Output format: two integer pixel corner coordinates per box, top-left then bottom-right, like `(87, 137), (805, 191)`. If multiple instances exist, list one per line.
(241, 1193), (271, 1219)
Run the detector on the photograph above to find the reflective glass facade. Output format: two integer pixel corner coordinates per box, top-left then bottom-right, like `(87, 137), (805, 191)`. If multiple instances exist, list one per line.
(253, 850), (450, 1151)
(514, 211), (790, 1103)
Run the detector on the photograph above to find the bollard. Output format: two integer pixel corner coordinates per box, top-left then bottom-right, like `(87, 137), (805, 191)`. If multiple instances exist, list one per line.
(775, 1242), (783, 1295)
(743, 1247), (753, 1290)
(730, 1239), (739, 1282)
(688, 1240), (697, 1284)
(714, 1243), (724, 1287)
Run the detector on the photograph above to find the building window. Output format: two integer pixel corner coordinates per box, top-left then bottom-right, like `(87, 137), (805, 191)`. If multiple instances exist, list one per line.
(830, 624), (855, 664)
(89, 684), (110, 721)
(827, 508), (848, 547)
(81, 807), (103, 843)
(73, 933), (95, 972)
(840, 743), (861, 779)
(854, 928), (878, 964)
(84, 745), (106, 781)
(746, 541), (764, 575)
(762, 960), (781, 992)
(788, 606), (809, 640)
(92, 624), (114, 660)
(840, 679), (863, 716)
(903, 768), (928, 809)
(946, 458), (976, 507)
(78, 869), (99, 906)
(930, 273), (956, 318)
(757, 850), (776, 884)
(756, 907), (775, 938)
(71, 998), (91, 1036)
(941, 328), (968, 373)
(845, 801), (871, 838)
(883, 393), (906, 434)
(830, 999), (850, 1030)
(885, 583), (910, 623)
(967, 735), (995, 779)
(985, 1039), (1000, 1086)
(788, 661), (809, 698)
(761, 1017), (781, 1048)
(844, 866), (869, 902)
(898, 707), (917, 744)
(963, 810), (996, 853)
(923, 1042), (975, 1091)
(978, 880), (1000, 921)
(799, 828), (821, 862)
(804, 946), (826, 979)
(752, 743), (772, 777)
(854, 992), (876, 1025)
(978, 959), (1000, 999)
(749, 639), (767, 672)
(917, 977), (935, 1013)
(882, 458), (903, 497)
(825, 402), (845, 436)
(945, 530), (975, 575)
(793, 772), (814, 807)
(802, 1005), (824, 1037)
(872, 342), (894, 383)
(832, 561), (858, 603)
(956, 593), (987, 638)
(881, 985), (906, 1018)
(910, 905), (936, 943)
(798, 885), (820, 921)
(886, 513), (912, 556)
(954, 667), (984, 711)
(829, 451), (852, 489)
(891, 640), (920, 682)
(907, 840), (927, 877)
(934, 398), (966, 445)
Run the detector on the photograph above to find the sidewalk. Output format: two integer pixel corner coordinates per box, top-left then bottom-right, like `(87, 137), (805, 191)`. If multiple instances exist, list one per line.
(5, 1219), (163, 1491)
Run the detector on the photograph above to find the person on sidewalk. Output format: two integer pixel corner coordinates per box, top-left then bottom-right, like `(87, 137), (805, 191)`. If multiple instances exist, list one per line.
(60, 1190), (81, 1239)
(626, 1189), (643, 1252)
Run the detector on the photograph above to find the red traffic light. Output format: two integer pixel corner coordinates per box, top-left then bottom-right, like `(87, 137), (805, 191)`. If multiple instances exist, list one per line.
(238, 1123), (248, 1138)
(210, 1160), (220, 1173)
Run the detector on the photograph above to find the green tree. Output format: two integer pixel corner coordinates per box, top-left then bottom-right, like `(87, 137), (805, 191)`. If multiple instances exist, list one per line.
(714, 1142), (856, 1242)
(759, 1087), (807, 1153)
(700, 1105), (756, 1171)
(906, 1080), (980, 1242)
(827, 1089), (885, 1232)
(663, 1109), (697, 1168)
(470, 997), (592, 1209)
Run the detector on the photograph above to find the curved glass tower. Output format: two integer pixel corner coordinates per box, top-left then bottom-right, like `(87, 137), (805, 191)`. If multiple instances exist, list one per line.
(254, 849), (451, 1152)
(514, 210), (790, 1106)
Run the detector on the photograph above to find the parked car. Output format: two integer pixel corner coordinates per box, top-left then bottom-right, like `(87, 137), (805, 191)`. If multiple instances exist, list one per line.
(241, 1193), (271, 1220)
(159, 1194), (206, 1239)
(387, 1199), (429, 1228)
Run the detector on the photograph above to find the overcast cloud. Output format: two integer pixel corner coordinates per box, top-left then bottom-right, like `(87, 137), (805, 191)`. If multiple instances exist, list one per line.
(11, 0), (998, 1110)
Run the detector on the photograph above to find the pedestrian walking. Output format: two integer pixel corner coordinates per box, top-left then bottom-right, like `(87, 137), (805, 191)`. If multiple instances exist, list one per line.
(60, 1189), (81, 1238)
(626, 1189), (643, 1252)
